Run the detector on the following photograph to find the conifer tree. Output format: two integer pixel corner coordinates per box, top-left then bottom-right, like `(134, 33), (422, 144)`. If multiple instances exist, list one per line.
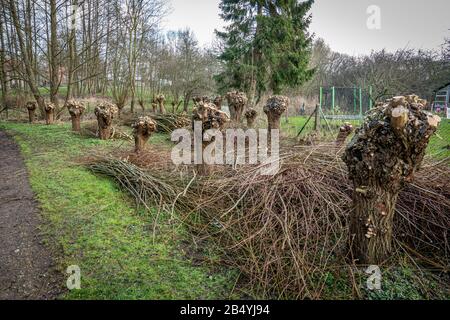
(216, 0), (315, 105)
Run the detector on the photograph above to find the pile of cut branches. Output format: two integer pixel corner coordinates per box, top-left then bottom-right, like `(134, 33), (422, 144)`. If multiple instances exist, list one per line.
(81, 120), (132, 141)
(85, 145), (450, 299)
(120, 113), (190, 133)
(88, 158), (191, 213)
(152, 113), (191, 133)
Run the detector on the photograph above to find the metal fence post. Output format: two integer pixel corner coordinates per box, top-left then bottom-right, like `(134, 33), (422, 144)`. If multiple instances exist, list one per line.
(359, 87), (363, 118)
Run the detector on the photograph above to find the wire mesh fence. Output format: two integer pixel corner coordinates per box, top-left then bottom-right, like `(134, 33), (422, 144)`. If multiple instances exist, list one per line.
(283, 86), (373, 140)
(320, 86), (373, 119)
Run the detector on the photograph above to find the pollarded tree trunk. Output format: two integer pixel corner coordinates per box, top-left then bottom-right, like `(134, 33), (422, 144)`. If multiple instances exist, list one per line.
(28, 108), (36, 123)
(264, 96), (289, 132)
(44, 102), (55, 125)
(235, 105), (245, 122)
(196, 141), (212, 175)
(350, 184), (398, 263)
(266, 113), (281, 131)
(157, 94), (165, 114)
(95, 102), (118, 140)
(245, 108), (258, 128)
(192, 101), (230, 175)
(97, 117), (111, 140)
(66, 100), (85, 132)
(343, 95), (441, 264)
(226, 91), (248, 123)
(213, 96), (223, 110)
(132, 116), (156, 153)
(72, 115), (81, 132)
(134, 133), (147, 153)
(335, 123), (354, 150)
(229, 104), (236, 122)
(138, 99), (145, 113)
(26, 101), (37, 123)
(116, 102), (124, 119)
(192, 96), (202, 106)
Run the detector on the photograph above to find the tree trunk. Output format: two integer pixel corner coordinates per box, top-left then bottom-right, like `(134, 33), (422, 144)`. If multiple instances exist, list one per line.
(134, 134), (148, 153)
(247, 117), (256, 128)
(28, 109), (35, 123)
(245, 109), (257, 128)
(95, 103), (117, 140)
(267, 113), (281, 131)
(45, 109), (54, 125)
(97, 116), (112, 140)
(133, 126), (150, 153)
(350, 183), (398, 264)
(71, 115), (81, 132)
(8, 0), (45, 111)
(229, 105), (236, 122)
(192, 104), (229, 175)
(183, 93), (191, 113)
(159, 100), (165, 114)
(0, 12), (8, 109)
(196, 141), (212, 176)
(213, 96), (223, 110)
(234, 105), (244, 123)
(336, 123), (354, 150)
(65, 0), (78, 103)
(49, 0), (59, 109)
(157, 95), (166, 114)
(343, 96), (441, 265)
(132, 117), (156, 153)
(67, 101), (85, 132)
(247, 4), (263, 106)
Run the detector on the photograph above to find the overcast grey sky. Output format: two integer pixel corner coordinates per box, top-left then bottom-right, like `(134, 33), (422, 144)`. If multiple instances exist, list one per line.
(162, 0), (450, 56)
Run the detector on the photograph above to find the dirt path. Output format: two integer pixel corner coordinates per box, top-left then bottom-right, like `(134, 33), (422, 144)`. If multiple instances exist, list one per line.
(0, 130), (62, 300)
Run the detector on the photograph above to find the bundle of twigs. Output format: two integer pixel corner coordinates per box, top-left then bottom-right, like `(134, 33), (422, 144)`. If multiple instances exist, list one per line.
(88, 158), (188, 212)
(152, 113), (191, 133)
(81, 121), (132, 141)
(121, 113), (190, 133)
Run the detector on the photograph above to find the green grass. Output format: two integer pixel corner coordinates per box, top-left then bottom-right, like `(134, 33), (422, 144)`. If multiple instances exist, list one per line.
(427, 119), (450, 159)
(0, 122), (238, 300)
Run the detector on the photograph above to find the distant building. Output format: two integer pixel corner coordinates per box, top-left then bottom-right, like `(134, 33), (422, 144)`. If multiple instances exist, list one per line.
(433, 83), (450, 115)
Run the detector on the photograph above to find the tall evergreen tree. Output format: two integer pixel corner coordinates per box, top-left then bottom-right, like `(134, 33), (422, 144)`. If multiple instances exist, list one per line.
(216, 0), (315, 105)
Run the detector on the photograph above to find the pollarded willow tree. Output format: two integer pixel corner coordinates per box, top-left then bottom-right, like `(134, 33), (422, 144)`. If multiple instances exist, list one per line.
(132, 116), (157, 153)
(216, 0), (315, 105)
(342, 95), (441, 264)
(66, 100), (85, 132)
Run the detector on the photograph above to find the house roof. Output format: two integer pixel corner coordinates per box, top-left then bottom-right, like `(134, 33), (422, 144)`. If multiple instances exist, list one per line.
(437, 82), (450, 91)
